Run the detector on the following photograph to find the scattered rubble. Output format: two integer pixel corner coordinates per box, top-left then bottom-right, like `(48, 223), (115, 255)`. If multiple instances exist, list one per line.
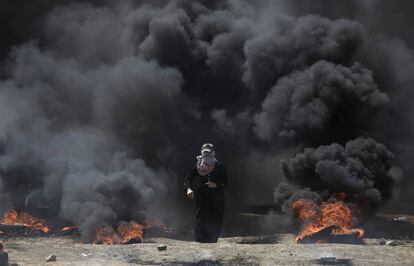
(315, 256), (353, 265)
(46, 254), (56, 262)
(386, 240), (402, 246)
(0, 235), (412, 265)
(157, 244), (167, 251)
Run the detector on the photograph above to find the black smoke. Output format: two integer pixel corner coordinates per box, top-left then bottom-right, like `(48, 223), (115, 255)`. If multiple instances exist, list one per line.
(0, 0), (414, 240)
(243, 14), (365, 102)
(275, 138), (395, 214)
(254, 60), (389, 142)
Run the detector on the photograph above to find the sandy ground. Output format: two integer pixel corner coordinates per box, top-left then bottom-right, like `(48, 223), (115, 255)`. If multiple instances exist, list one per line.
(2, 234), (414, 266)
(2, 213), (414, 265)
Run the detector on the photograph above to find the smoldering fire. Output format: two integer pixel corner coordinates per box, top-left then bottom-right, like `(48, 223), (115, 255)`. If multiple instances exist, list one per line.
(0, 0), (413, 243)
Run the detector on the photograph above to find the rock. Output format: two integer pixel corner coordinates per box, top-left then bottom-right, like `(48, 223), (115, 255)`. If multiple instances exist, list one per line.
(158, 244), (167, 251)
(0, 250), (8, 266)
(46, 254), (56, 262)
(320, 257), (338, 263)
(315, 257), (352, 265)
(9, 263), (18, 266)
(379, 238), (387, 245)
(385, 240), (400, 246)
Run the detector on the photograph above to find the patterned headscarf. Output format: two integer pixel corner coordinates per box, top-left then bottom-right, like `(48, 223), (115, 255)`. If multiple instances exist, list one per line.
(196, 144), (217, 176)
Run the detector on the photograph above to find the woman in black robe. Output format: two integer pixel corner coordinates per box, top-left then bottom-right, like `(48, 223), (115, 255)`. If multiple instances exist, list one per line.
(184, 143), (228, 243)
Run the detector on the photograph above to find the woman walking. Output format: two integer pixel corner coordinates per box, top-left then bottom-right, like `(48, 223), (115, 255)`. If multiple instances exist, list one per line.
(184, 143), (228, 243)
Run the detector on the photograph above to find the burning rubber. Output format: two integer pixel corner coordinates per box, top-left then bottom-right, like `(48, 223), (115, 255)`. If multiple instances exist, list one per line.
(293, 197), (364, 244)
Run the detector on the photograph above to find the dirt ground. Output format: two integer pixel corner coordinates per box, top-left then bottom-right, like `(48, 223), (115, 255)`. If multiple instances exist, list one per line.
(1, 233), (413, 266)
(2, 214), (414, 265)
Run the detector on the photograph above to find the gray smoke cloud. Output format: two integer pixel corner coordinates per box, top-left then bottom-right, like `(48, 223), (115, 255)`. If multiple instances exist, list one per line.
(275, 138), (394, 214)
(0, 0), (414, 239)
(0, 39), (189, 240)
(254, 60), (389, 141)
(243, 15), (365, 101)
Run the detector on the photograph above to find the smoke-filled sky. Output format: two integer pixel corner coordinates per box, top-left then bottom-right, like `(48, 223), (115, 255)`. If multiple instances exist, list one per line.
(1, 0), (414, 240)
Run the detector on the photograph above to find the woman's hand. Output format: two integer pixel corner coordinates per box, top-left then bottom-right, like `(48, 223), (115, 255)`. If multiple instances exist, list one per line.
(206, 181), (217, 188)
(186, 188), (194, 200)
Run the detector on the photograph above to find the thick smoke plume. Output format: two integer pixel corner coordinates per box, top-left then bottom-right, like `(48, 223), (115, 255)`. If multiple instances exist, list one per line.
(254, 61), (389, 141)
(275, 138), (394, 214)
(0, 0), (414, 240)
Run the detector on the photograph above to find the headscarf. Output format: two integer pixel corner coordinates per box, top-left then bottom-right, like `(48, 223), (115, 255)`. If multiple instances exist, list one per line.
(196, 147), (217, 176)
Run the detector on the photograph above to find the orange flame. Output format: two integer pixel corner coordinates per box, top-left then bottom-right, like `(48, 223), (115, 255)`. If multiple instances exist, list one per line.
(94, 220), (171, 245)
(94, 222), (144, 245)
(62, 226), (77, 232)
(292, 198), (364, 243)
(1, 210), (51, 233)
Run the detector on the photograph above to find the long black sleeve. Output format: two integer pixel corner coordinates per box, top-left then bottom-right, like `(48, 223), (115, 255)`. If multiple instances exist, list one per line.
(221, 165), (228, 187)
(184, 167), (197, 191)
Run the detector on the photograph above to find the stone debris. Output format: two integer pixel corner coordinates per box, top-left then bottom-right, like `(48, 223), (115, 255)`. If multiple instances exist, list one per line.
(315, 257), (352, 265)
(46, 254), (56, 262)
(158, 245), (167, 251)
(379, 238), (387, 245)
(320, 256), (337, 262)
(386, 240), (400, 246)
(1, 234), (414, 265)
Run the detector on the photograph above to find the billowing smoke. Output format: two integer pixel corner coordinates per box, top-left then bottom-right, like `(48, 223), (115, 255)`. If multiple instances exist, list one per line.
(274, 138), (395, 214)
(243, 14), (365, 101)
(0, 0), (414, 239)
(0, 43), (188, 240)
(254, 60), (389, 141)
